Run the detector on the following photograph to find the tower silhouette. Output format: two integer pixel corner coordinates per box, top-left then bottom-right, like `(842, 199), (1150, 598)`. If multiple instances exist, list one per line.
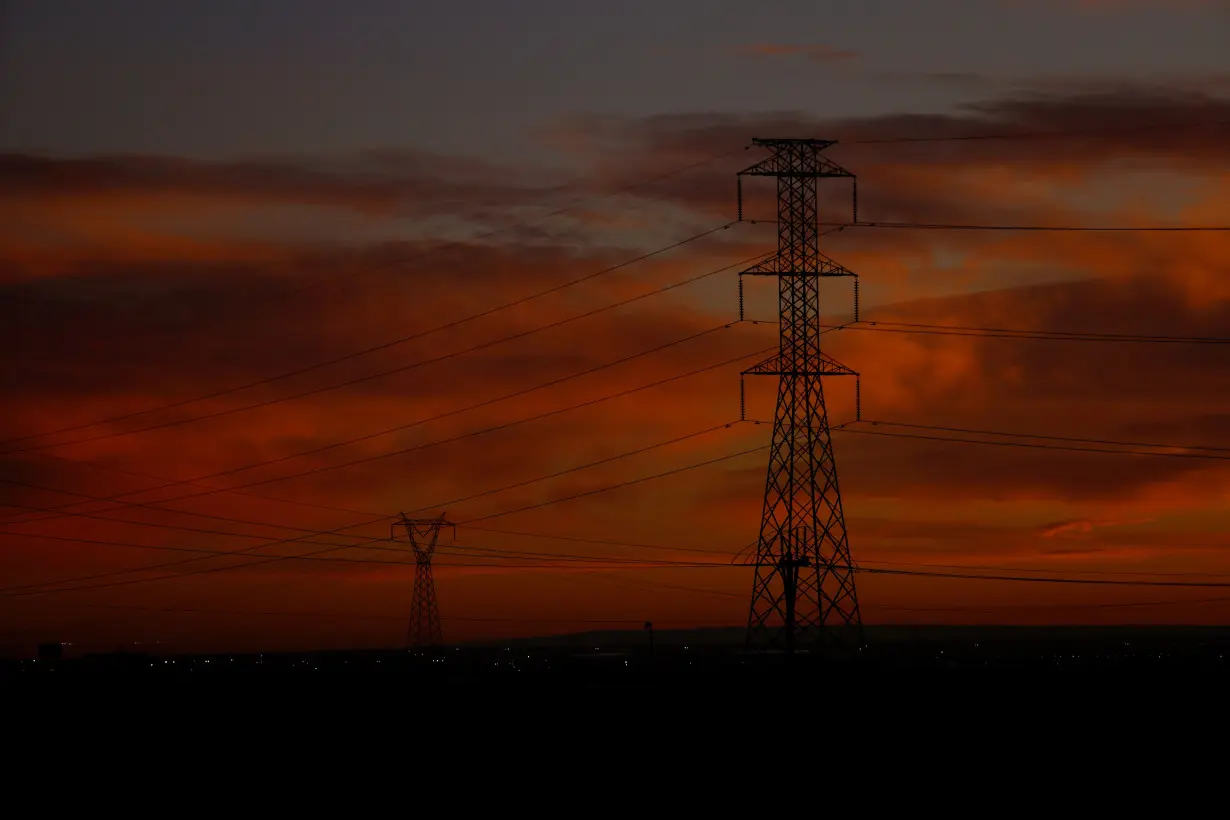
(736, 138), (863, 654)
(391, 512), (452, 648)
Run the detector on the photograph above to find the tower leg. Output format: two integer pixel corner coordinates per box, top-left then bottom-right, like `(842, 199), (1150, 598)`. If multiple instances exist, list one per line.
(746, 373), (861, 653)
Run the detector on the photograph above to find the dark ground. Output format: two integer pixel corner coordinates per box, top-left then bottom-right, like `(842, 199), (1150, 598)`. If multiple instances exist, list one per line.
(7, 625), (1230, 682)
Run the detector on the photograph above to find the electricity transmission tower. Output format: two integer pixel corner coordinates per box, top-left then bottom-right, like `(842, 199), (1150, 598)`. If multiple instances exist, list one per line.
(736, 138), (863, 654)
(391, 512), (453, 648)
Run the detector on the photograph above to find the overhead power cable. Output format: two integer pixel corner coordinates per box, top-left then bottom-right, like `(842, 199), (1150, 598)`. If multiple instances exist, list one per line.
(0, 349), (770, 593)
(859, 420), (1230, 455)
(751, 219), (1230, 232)
(10, 520), (1230, 600)
(397, 423), (738, 518)
(836, 220), (1230, 232)
(455, 440), (767, 525)
(2, 221), (742, 453)
(1, 439), (771, 597)
(3, 318), (744, 527)
(835, 424), (1230, 462)
(457, 523), (740, 558)
(2, 338), (776, 538)
(862, 566), (1230, 589)
(0, 422), (736, 549)
(0, 416), (763, 594)
(827, 320), (1230, 346)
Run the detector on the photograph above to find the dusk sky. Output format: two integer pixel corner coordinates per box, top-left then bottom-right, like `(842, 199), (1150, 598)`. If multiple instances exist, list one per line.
(2, 0), (1229, 653)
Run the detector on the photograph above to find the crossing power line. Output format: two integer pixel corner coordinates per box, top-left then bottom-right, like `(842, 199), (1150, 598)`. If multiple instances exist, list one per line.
(820, 320), (1230, 346)
(2, 339), (777, 534)
(8, 131), (1230, 639)
(744, 219), (1230, 232)
(0, 437), (774, 597)
(12, 410), (1226, 600)
(2, 221), (745, 453)
(1, 142), (754, 447)
(1, 422), (740, 547)
(2, 319), (753, 527)
(835, 423), (1230, 462)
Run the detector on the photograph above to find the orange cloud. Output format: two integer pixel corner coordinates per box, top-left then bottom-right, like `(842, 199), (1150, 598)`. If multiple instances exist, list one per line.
(1038, 517), (1156, 538)
(4, 84), (1230, 652)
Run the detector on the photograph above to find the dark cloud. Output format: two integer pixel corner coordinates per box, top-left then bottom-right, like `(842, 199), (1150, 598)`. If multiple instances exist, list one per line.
(5, 82), (1230, 644)
(0, 149), (567, 218)
(547, 86), (1230, 226)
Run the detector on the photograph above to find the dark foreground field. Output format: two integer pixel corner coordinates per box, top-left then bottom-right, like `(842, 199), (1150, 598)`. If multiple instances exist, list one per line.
(7, 626), (1230, 682)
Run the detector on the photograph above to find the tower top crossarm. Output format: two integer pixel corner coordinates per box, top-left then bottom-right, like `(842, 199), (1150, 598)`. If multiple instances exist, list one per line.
(752, 137), (837, 149)
(739, 138), (853, 179)
(392, 512), (453, 563)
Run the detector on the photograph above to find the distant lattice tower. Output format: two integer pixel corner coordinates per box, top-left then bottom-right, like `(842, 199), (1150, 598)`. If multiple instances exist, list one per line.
(391, 513), (453, 648)
(736, 138), (863, 654)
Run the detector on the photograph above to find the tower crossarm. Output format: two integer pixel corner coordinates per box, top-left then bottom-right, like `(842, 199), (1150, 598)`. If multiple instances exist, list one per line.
(742, 352), (857, 378)
(740, 252), (855, 278)
(391, 511), (451, 648)
(738, 138), (853, 179)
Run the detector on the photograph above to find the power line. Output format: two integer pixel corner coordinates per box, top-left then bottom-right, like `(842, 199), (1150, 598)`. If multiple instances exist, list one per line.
(880, 594), (1230, 613)
(0, 517), (396, 596)
(458, 523), (742, 558)
(1, 143), (749, 447)
(436, 541), (729, 568)
(0, 418), (766, 594)
(0, 419), (750, 596)
(12, 520), (1230, 602)
(2, 222), (743, 453)
(9, 131), (1222, 454)
(0, 346), (777, 594)
(0, 530), (728, 598)
(749, 219), (1230, 232)
(12, 408), (1226, 596)
(450, 527), (1230, 582)
(835, 423), (1230, 462)
(0, 494), (380, 550)
(2, 251), (767, 535)
(825, 320), (1230, 346)
(6, 340), (776, 537)
(860, 420), (1230, 455)
(862, 566), (1230, 589)
(456, 440), (768, 525)
(836, 220), (1230, 232)
(0, 439), (772, 597)
(862, 557), (1230, 580)
(398, 422), (738, 518)
(4, 319), (743, 527)
(2, 597), (742, 626)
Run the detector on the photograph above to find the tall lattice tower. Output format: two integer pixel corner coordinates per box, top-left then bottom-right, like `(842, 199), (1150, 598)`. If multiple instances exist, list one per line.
(736, 138), (863, 654)
(391, 513), (452, 648)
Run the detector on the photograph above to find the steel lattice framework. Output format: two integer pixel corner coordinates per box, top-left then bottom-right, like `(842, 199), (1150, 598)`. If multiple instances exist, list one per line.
(392, 513), (453, 648)
(737, 138), (863, 654)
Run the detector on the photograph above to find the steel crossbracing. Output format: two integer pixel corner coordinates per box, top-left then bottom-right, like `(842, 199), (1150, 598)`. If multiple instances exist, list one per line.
(737, 138), (863, 654)
(392, 513), (453, 647)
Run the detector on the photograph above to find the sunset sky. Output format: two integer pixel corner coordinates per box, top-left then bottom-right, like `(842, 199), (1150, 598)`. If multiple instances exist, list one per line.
(2, 0), (1229, 654)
